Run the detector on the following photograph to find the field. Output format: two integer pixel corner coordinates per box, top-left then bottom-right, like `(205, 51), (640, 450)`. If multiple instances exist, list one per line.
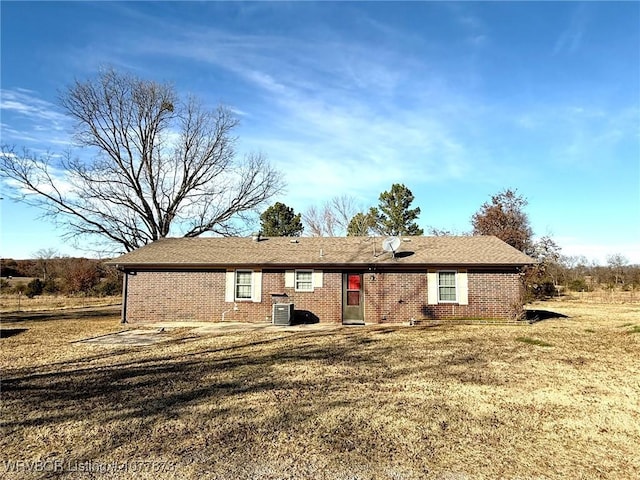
(0, 294), (121, 313)
(1, 298), (639, 479)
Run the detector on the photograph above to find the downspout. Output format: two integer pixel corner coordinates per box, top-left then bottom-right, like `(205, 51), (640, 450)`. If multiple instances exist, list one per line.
(222, 303), (239, 322)
(120, 269), (128, 324)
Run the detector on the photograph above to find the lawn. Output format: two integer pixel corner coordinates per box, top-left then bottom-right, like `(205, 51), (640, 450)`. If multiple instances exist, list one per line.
(1, 299), (639, 479)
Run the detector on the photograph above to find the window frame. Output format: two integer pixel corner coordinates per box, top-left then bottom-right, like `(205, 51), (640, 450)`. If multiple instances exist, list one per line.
(295, 269), (314, 292)
(235, 270), (253, 301)
(437, 270), (458, 303)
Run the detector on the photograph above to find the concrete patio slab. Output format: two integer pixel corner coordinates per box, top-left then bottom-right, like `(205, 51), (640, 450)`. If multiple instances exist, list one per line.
(141, 321), (346, 335)
(78, 329), (174, 346)
(77, 321), (378, 346)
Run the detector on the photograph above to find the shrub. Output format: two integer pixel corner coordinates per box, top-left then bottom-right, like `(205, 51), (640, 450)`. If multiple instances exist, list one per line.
(59, 258), (101, 294)
(10, 282), (26, 295)
(526, 280), (557, 301)
(568, 278), (591, 292)
(25, 279), (44, 298)
(42, 279), (59, 294)
(92, 277), (122, 297)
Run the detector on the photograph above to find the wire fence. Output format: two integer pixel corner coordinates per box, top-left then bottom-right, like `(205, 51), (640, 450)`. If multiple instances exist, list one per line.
(568, 290), (639, 304)
(0, 294), (121, 313)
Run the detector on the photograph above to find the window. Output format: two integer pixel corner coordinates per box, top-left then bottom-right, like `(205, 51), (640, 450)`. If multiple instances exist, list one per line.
(428, 270), (468, 306)
(346, 274), (361, 306)
(438, 271), (457, 302)
(295, 270), (313, 292)
(286, 270), (322, 291)
(235, 270), (253, 300)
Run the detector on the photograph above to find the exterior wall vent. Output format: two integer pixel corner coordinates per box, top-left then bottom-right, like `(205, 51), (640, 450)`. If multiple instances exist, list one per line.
(273, 303), (294, 325)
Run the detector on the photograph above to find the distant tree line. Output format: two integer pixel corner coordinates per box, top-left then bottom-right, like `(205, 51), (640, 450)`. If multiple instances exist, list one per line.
(0, 252), (122, 297)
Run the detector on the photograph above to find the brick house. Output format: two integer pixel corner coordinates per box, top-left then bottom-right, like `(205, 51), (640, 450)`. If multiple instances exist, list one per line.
(107, 235), (534, 325)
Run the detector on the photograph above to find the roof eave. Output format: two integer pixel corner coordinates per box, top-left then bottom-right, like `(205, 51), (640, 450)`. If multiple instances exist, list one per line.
(107, 261), (534, 271)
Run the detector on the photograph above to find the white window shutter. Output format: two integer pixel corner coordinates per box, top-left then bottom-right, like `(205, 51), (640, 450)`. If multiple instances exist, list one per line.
(225, 271), (235, 302)
(284, 270), (295, 288)
(427, 271), (438, 305)
(458, 270), (468, 305)
(313, 270), (323, 288)
(252, 271), (262, 303)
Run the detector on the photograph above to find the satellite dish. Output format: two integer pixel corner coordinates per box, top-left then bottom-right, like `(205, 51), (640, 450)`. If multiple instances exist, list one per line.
(382, 236), (401, 254)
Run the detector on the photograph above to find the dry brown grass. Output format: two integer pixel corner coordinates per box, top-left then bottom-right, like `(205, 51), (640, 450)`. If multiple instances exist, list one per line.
(0, 295), (121, 313)
(1, 300), (639, 479)
(561, 289), (640, 304)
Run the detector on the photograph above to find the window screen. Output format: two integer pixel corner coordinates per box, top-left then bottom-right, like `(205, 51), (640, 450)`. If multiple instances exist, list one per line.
(438, 271), (457, 302)
(235, 271), (252, 299)
(295, 270), (313, 291)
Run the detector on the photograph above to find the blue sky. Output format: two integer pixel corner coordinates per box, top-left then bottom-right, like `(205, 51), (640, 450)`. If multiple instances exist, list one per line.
(1, 1), (639, 263)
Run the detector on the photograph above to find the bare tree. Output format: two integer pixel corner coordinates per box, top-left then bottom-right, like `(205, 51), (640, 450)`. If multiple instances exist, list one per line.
(303, 195), (359, 236)
(33, 248), (60, 282)
(330, 195), (359, 233)
(0, 69), (283, 253)
(303, 205), (326, 237)
(606, 253), (629, 286)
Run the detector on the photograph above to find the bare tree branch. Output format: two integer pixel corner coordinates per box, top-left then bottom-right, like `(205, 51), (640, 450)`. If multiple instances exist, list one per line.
(1, 69), (284, 252)
(302, 195), (359, 237)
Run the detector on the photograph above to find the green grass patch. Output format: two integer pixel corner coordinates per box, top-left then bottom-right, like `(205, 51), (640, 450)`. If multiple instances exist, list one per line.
(629, 325), (640, 334)
(516, 336), (553, 347)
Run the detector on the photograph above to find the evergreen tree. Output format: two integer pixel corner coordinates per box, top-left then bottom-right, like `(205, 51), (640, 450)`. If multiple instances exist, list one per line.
(346, 210), (378, 236)
(260, 202), (304, 237)
(371, 184), (424, 236)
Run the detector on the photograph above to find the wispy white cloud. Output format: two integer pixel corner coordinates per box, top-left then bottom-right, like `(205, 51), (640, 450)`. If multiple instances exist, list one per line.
(553, 4), (590, 55)
(102, 11), (639, 215)
(546, 104), (639, 165)
(1, 89), (67, 125)
(0, 89), (72, 147)
(107, 22), (477, 209)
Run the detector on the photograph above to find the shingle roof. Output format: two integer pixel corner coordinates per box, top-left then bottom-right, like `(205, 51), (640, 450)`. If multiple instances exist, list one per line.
(107, 236), (535, 268)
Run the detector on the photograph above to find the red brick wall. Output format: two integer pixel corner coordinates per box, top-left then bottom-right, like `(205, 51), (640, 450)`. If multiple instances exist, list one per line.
(123, 268), (523, 323)
(124, 270), (345, 324)
(363, 271), (425, 323)
(422, 271), (523, 320)
(126, 271), (228, 323)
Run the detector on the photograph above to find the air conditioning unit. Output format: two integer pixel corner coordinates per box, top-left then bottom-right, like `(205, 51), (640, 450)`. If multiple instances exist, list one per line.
(273, 303), (294, 326)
